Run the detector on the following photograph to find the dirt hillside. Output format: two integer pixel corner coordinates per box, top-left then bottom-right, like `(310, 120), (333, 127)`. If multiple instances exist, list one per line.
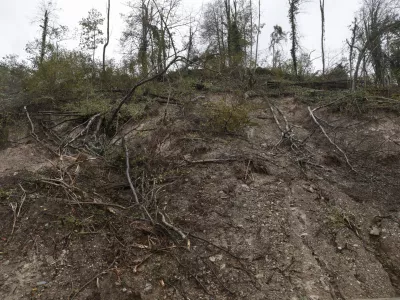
(1, 93), (400, 300)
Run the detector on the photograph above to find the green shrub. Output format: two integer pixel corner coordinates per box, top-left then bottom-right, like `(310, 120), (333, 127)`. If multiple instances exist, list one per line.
(62, 96), (112, 116)
(202, 99), (252, 133)
(25, 50), (93, 101)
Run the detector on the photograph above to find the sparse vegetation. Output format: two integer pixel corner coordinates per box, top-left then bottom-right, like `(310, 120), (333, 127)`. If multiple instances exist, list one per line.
(1, 0), (400, 299)
(202, 98), (253, 132)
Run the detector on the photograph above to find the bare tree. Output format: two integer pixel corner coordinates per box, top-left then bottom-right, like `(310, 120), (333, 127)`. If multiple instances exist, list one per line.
(388, 35), (400, 84)
(25, 1), (62, 67)
(288, 0), (303, 77)
(319, 0), (325, 75)
(121, 0), (182, 75)
(352, 0), (400, 90)
(102, 0), (111, 75)
(201, 0), (255, 69)
(255, 0), (261, 67)
(269, 25), (287, 68)
(347, 17), (358, 83)
(185, 14), (199, 71)
(39, 9), (50, 66)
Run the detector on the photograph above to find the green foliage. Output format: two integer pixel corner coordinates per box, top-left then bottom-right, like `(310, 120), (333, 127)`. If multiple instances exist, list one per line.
(0, 188), (11, 201)
(279, 51), (315, 80)
(101, 59), (134, 90)
(64, 96), (146, 123)
(202, 99), (252, 133)
(332, 91), (400, 114)
(79, 9), (104, 54)
(0, 118), (9, 149)
(25, 50), (93, 101)
(63, 97), (112, 116)
(324, 62), (348, 80)
(121, 102), (147, 120)
(0, 55), (29, 95)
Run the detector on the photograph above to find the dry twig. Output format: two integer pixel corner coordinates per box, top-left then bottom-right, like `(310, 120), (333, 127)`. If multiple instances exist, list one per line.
(159, 211), (187, 239)
(308, 106), (356, 172)
(122, 138), (154, 223)
(63, 113), (101, 148)
(122, 138), (140, 205)
(9, 202), (17, 236)
(24, 106), (59, 156)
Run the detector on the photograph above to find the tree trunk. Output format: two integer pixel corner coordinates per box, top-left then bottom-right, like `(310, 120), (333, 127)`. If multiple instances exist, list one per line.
(352, 21), (400, 91)
(39, 10), (49, 66)
(353, 46), (367, 91)
(319, 0), (325, 75)
(139, 1), (149, 75)
(348, 18), (358, 84)
(255, 0), (260, 67)
(289, 0), (298, 77)
(249, 0), (253, 67)
(224, 0), (232, 67)
(186, 20), (193, 71)
(102, 0), (111, 77)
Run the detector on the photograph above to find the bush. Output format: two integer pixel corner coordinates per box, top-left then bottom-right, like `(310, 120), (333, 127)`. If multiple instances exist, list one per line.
(202, 99), (252, 133)
(25, 50), (93, 101)
(62, 96), (113, 116)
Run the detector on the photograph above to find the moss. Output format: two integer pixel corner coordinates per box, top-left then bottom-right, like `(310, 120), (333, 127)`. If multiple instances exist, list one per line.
(0, 188), (11, 201)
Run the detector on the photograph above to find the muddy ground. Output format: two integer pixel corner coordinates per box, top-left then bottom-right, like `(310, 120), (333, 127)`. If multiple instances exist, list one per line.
(1, 93), (400, 300)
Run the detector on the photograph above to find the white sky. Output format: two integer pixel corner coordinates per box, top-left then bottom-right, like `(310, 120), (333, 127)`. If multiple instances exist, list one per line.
(0, 0), (361, 69)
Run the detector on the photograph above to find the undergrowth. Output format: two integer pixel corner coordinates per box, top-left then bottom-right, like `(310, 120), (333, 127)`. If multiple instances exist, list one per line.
(202, 98), (254, 133)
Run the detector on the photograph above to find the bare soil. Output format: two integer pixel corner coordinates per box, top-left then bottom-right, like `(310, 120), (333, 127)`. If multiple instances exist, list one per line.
(1, 94), (400, 300)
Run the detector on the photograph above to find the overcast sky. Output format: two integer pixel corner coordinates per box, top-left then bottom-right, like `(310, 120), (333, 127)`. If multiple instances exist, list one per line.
(0, 0), (360, 69)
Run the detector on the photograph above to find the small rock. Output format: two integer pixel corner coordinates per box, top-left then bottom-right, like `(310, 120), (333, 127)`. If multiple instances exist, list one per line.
(241, 184), (251, 192)
(45, 255), (56, 265)
(219, 191), (228, 199)
(36, 281), (47, 286)
(370, 226), (381, 236)
(122, 288), (127, 293)
(209, 254), (223, 262)
(144, 283), (153, 293)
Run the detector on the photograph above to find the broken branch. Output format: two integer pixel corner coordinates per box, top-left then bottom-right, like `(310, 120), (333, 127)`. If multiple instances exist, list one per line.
(308, 106), (356, 172)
